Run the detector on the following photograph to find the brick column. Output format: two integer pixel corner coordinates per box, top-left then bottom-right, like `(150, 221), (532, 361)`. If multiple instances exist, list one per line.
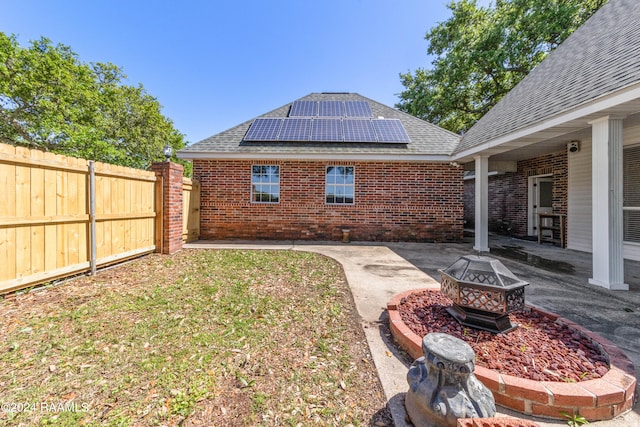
(151, 161), (184, 254)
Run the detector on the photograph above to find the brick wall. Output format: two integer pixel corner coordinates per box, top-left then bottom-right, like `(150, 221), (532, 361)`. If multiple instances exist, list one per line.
(464, 173), (520, 232)
(464, 151), (567, 238)
(515, 151), (568, 236)
(193, 160), (464, 242)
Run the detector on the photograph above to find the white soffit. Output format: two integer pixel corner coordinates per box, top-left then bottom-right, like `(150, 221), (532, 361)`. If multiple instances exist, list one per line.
(453, 83), (640, 162)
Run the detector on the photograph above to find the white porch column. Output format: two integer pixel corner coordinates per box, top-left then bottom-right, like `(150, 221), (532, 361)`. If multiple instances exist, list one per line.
(589, 116), (628, 290)
(474, 155), (490, 252)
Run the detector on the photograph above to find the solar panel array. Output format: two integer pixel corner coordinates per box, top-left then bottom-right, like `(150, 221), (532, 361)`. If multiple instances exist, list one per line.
(243, 99), (410, 143)
(244, 117), (410, 143)
(289, 100), (372, 118)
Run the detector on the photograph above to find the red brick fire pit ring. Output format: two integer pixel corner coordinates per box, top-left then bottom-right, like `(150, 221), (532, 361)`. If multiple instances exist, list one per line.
(388, 289), (637, 421)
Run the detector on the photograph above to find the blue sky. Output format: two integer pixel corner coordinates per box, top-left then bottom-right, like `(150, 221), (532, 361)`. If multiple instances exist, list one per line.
(1, 1), (474, 145)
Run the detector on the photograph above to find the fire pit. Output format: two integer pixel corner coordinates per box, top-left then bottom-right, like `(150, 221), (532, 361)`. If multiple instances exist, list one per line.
(439, 255), (528, 333)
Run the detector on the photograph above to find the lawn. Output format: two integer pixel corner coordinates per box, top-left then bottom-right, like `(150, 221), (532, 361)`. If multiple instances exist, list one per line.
(0, 249), (388, 426)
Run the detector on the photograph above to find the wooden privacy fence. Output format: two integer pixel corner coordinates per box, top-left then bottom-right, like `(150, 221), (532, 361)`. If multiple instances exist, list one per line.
(182, 177), (200, 243)
(0, 143), (158, 294)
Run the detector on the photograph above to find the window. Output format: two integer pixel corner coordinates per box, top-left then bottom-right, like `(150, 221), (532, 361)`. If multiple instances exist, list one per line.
(251, 165), (279, 203)
(624, 145), (640, 243)
(326, 166), (354, 204)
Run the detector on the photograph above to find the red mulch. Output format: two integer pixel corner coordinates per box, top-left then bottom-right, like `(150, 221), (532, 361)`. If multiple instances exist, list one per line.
(398, 290), (609, 382)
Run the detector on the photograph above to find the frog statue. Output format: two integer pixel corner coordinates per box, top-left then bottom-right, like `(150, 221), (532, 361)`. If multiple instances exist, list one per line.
(405, 333), (496, 427)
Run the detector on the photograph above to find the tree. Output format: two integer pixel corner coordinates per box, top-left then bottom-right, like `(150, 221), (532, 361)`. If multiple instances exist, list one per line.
(0, 32), (189, 173)
(396, 0), (608, 134)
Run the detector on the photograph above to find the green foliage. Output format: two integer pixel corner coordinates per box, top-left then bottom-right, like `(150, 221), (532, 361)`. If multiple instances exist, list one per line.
(560, 411), (590, 426)
(0, 32), (190, 174)
(397, 0), (608, 134)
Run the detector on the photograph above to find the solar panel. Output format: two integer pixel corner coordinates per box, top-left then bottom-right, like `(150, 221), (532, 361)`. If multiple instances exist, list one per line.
(311, 118), (343, 141)
(318, 101), (345, 117)
(345, 101), (373, 117)
(289, 100), (317, 117)
(279, 118), (312, 141)
(243, 118), (283, 141)
(244, 100), (407, 143)
(343, 119), (377, 142)
(372, 119), (411, 143)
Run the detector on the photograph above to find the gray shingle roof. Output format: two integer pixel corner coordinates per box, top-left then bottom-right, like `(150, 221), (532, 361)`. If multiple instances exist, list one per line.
(456, 0), (640, 154)
(179, 93), (460, 157)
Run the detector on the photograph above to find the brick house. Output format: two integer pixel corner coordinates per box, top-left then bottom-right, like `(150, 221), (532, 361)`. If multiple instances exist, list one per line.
(457, 0), (640, 290)
(179, 0), (640, 290)
(178, 92), (463, 242)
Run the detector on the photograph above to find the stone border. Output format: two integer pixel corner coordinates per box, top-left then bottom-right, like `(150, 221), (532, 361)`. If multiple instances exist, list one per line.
(388, 289), (637, 421)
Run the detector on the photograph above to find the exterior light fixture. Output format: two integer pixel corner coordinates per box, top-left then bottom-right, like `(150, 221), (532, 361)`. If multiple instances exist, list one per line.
(567, 140), (580, 153)
(163, 144), (173, 162)
(439, 255), (529, 333)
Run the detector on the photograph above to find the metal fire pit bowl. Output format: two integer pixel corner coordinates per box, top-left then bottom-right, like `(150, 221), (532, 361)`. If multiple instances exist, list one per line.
(439, 255), (529, 334)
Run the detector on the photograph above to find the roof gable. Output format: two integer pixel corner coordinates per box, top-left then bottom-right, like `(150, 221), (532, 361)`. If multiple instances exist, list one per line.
(456, 0), (640, 154)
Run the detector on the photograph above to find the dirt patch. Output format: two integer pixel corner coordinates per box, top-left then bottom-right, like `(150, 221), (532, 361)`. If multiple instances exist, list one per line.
(397, 289), (609, 382)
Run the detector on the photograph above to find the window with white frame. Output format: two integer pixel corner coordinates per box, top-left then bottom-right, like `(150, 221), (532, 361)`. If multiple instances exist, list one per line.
(325, 166), (354, 204)
(624, 145), (640, 243)
(251, 165), (279, 203)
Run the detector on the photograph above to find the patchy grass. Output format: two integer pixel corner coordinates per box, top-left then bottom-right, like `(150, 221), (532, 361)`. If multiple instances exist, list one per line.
(0, 250), (388, 426)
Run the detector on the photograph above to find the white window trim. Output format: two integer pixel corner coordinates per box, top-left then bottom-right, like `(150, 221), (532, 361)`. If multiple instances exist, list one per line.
(251, 164), (280, 204)
(325, 165), (355, 205)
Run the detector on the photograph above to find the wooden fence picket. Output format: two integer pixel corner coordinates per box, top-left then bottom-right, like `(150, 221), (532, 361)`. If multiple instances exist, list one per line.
(0, 143), (162, 294)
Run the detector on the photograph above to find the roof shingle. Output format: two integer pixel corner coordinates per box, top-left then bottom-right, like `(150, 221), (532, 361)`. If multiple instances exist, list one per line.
(179, 93), (460, 157)
(456, 0), (640, 154)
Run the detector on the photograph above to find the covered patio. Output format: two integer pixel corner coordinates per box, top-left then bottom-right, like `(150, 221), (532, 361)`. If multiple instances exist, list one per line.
(453, 0), (640, 291)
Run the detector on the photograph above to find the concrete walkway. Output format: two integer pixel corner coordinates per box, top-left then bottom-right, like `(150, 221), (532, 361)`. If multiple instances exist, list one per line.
(185, 237), (639, 426)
